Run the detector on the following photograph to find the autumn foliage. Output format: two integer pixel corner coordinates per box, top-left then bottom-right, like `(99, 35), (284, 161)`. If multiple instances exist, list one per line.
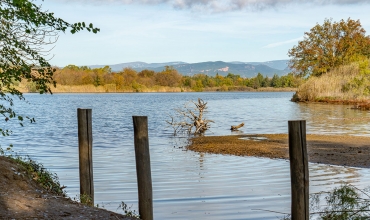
(289, 18), (370, 77)
(47, 65), (300, 93)
(290, 18), (370, 103)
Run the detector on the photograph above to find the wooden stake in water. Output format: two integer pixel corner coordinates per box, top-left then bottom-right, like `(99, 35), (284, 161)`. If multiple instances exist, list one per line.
(133, 116), (153, 220)
(288, 120), (309, 220)
(77, 108), (94, 205)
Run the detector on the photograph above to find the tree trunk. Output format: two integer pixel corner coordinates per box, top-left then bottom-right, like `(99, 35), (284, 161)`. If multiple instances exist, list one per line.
(231, 123), (244, 131)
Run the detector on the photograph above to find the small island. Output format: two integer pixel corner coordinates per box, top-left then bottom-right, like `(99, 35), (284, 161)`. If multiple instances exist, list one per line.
(188, 134), (370, 168)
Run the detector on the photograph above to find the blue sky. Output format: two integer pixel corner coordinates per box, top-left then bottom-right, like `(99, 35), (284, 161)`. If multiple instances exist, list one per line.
(36, 0), (370, 67)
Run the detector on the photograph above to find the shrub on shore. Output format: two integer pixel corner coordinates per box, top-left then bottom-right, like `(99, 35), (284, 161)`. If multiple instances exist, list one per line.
(0, 146), (66, 196)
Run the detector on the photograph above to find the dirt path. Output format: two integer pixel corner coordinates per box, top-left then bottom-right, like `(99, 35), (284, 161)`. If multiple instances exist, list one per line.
(188, 134), (370, 168)
(0, 156), (139, 220)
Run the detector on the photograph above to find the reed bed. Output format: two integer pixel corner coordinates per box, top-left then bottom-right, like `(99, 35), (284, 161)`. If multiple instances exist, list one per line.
(16, 81), (296, 94)
(293, 61), (370, 102)
(50, 84), (187, 93)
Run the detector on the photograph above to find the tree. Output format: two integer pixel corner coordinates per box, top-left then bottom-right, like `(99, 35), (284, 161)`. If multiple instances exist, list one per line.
(288, 18), (370, 77)
(121, 68), (137, 86)
(0, 0), (99, 135)
(138, 69), (155, 78)
(92, 66), (111, 86)
(271, 74), (282, 87)
(155, 66), (182, 87)
(261, 76), (270, 87)
(250, 73), (264, 89)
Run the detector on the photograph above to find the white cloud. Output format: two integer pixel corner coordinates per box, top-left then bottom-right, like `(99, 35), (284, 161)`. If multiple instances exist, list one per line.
(262, 37), (303, 48)
(54, 0), (370, 12)
(38, 0), (370, 66)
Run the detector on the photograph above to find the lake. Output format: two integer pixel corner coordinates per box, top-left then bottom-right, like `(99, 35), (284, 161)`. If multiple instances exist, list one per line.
(2, 92), (370, 219)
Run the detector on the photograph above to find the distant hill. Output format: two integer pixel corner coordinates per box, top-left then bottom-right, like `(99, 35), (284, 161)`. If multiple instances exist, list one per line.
(245, 60), (289, 71)
(88, 61), (187, 71)
(87, 60), (291, 77)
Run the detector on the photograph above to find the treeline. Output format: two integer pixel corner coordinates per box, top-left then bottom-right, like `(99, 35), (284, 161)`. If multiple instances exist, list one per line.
(51, 64), (301, 92)
(185, 72), (301, 91)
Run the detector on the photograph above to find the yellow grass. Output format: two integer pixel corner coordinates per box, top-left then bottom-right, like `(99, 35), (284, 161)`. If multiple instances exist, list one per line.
(256, 87), (297, 92)
(52, 85), (190, 93)
(15, 82), (191, 93)
(15, 81), (296, 94)
(294, 61), (370, 102)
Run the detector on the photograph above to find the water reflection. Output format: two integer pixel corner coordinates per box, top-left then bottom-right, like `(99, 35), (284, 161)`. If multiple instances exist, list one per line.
(296, 102), (370, 136)
(197, 153), (205, 180)
(230, 130), (244, 135)
(310, 164), (362, 187)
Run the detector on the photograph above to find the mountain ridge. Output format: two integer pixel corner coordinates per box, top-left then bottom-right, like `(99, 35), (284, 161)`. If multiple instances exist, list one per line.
(87, 60), (291, 77)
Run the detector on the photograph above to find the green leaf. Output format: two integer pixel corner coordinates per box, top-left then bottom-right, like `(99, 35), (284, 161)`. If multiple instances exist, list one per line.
(0, 0), (99, 135)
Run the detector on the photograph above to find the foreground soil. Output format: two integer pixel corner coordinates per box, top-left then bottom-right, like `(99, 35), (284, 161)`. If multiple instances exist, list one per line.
(188, 134), (370, 168)
(0, 156), (139, 220)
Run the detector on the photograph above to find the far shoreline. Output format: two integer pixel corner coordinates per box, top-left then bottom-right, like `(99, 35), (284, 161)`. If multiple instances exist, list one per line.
(15, 83), (296, 94)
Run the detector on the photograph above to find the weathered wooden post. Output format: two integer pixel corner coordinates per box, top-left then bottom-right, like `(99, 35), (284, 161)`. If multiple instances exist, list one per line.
(288, 120), (309, 220)
(133, 116), (153, 220)
(77, 108), (94, 205)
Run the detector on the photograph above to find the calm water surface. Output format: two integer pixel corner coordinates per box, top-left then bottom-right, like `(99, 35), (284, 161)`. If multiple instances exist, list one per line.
(2, 92), (370, 219)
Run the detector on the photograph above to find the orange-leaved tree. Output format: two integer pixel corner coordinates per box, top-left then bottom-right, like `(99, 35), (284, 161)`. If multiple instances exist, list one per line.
(288, 18), (370, 77)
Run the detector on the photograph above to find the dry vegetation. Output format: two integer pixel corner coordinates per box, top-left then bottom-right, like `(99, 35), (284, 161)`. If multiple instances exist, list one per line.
(14, 65), (299, 93)
(292, 59), (370, 106)
(188, 134), (370, 167)
(50, 84), (185, 93)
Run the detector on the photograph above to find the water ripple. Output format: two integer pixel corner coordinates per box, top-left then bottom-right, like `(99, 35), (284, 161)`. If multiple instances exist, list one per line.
(2, 92), (370, 219)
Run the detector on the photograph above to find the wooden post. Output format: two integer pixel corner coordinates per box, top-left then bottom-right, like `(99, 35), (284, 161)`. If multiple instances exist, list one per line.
(77, 108), (94, 205)
(288, 120), (309, 220)
(133, 116), (153, 220)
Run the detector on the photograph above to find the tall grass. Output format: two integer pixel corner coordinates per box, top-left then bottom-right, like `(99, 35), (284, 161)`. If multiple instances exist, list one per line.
(16, 82), (190, 93)
(293, 59), (370, 102)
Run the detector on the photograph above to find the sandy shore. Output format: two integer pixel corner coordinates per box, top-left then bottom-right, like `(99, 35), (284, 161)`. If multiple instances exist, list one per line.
(188, 134), (370, 168)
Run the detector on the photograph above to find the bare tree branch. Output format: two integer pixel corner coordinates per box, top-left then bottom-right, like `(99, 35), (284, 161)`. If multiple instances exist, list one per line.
(167, 98), (213, 136)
